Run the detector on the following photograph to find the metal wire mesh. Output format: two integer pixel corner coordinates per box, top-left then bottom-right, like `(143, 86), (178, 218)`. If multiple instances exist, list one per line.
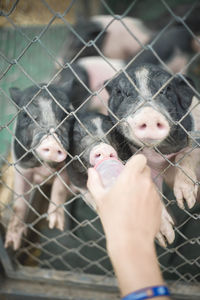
(0, 0), (200, 298)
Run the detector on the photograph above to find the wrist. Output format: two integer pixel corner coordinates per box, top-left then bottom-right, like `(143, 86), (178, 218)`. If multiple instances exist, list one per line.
(107, 235), (164, 297)
(121, 285), (171, 300)
(107, 231), (155, 257)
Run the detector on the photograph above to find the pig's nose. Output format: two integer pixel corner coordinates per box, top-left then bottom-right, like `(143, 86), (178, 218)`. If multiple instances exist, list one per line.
(138, 121), (165, 131)
(36, 135), (67, 163)
(39, 146), (66, 162)
(89, 143), (118, 166)
(131, 107), (170, 142)
(134, 119), (169, 141)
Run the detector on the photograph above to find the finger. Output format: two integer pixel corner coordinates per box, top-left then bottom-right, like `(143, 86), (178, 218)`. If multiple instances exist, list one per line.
(125, 154), (147, 174)
(87, 168), (105, 200)
(120, 155), (150, 185)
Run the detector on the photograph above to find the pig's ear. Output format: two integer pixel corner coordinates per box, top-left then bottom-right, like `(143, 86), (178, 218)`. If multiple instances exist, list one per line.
(60, 78), (76, 93)
(9, 87), (22, 106)
(104, 80), (114, 94)
(174, 76), (195, 109)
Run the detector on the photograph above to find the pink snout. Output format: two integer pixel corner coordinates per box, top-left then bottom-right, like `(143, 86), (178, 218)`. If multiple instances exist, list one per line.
(128, 107), (170, 143)
(36, 135), (67, 163)
(89, 143), (118, 166)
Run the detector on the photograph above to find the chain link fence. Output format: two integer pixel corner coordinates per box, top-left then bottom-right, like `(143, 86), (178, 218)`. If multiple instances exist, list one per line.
(0, 0), (200, 299)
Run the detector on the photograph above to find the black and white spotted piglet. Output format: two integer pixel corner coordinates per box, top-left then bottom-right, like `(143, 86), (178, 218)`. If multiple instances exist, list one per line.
(56, 56), (124, 115)
(106, 63), (200, 246)
(5, 83), (75, 250)
(60, 15), (200, 75)
(59, 15), (152, 61)
(66, 112), (131, 209)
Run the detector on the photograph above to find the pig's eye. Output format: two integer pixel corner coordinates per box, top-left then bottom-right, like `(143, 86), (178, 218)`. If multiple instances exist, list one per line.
(124, 91), (131, 97)
(20, 111), (31, 126)
(167, 86), (172, 92)
(21, 107), (30, 118)
(22, 111), (28, 119)
(115, 88), (122, 95)
(32, 115), (39, 122)
(159, 87), (167, 95)
(160, 85), (172, 95)
(160, 89), (164, 95)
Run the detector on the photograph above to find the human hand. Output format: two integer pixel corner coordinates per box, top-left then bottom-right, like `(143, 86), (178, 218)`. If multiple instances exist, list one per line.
(87, 154), (161, 248)
(87, 154), (166, 297)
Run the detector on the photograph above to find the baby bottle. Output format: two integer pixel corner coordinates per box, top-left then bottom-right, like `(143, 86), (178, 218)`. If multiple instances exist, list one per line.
(94, 157), (124, 188)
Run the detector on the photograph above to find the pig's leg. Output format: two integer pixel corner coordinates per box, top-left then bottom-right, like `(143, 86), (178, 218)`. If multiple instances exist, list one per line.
(156, 204), (175, 247)
(47, 170), (70, 231)
(5, 167), (33, 250)
(152, 170), (175, 247)
(173, 149), (199, 209)
(80, 189), (97, 211)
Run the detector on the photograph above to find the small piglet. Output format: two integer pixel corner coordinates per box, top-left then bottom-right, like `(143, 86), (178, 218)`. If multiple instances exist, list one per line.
(54, 63), (90, 112)
(5, 83), (74, 250)
(56, 56), (124, 114)
(59, 16), (199, 75)
(130, 26), (197, 74)
(66, 112), (131, 209)
(106, 63), (199, 246)
(59, 15), (152, 61)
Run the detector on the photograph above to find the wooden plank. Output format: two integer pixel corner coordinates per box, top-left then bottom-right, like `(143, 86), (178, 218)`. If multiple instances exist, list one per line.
(0, 235), (15, 275)
(0, 277), (120, 300)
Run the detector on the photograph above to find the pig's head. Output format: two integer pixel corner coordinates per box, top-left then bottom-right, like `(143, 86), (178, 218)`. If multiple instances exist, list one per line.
(66, 112), (120, 188)
(56, 63), (90, 112)
(72, 112), (118, 168)
(10, 83), (74, 168)
(106, 64), (195, 154)
(64, 19), (107, 60)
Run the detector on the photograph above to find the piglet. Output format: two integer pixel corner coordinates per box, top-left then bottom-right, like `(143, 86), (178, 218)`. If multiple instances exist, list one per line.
(59, 16), (200, 75)
(106, 63), (199, 246)
(5, 83), (74, 250)
(59, 15), (152, 61)
(129, 26), (197, 74)
(56, 56), (124, 114)
(66, 112), (131, 209)
(54, 63), (90, 112)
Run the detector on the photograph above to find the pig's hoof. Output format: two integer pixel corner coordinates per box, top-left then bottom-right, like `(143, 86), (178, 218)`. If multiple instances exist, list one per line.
(157, 207), (175, 247)
(48, 207), (65, 231)
(156, 232), (167, 248)
(5, 222), (27, 250)
(174, 173), (198, 209)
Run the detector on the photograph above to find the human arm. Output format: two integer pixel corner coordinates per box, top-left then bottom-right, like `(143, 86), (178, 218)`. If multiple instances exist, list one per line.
(87, 154), (171, 299)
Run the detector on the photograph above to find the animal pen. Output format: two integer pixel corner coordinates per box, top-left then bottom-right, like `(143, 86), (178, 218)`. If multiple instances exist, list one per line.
(0, 0), (200, 299)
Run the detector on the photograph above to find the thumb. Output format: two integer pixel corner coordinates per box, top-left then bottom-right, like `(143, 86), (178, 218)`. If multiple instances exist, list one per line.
(125, 154), (147, 174)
